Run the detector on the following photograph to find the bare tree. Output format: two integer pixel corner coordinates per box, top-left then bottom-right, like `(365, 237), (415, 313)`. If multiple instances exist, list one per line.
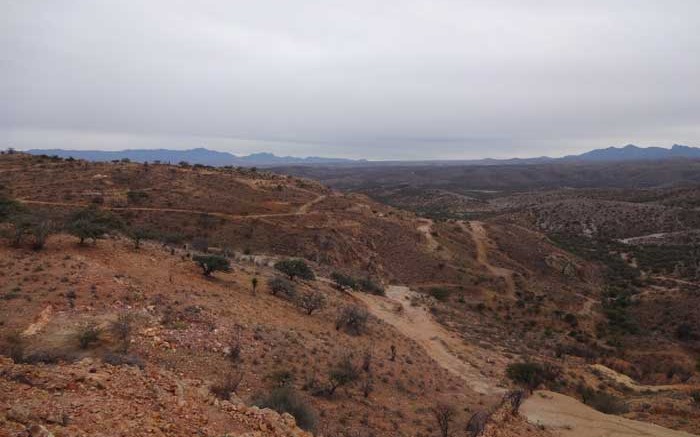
(431, 402), (456, 437)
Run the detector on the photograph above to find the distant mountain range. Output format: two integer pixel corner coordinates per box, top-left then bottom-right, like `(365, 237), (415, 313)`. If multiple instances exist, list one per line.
(22, 147), (364, 167)
(20, 144), (700, 167)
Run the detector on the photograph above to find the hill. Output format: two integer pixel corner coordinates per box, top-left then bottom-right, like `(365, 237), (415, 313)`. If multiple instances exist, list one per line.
(1, 152), (699, 436)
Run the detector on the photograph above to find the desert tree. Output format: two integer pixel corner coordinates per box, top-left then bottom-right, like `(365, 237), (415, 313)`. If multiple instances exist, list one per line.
(297, 291), (326, 315)
(67, 206), (122, 245)
(268, 277), (296, 299)
(431, 402), (456, 437)
(193, 254), (231, 276)
(335, 305), (369, 335)
(327, 353), (360, 395)
(274, 259), (315, 281)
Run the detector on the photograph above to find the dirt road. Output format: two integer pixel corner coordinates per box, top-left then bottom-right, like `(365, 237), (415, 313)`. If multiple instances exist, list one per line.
(352, 285), (505, 395)
(522, 391), (696, 437)
(355, 285), (698, 437)
(17, 194), (327, 221)
(465, 221), (516, 293)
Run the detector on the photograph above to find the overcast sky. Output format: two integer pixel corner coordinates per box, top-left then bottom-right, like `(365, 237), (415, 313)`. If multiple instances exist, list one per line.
(2, 1), (699, 159)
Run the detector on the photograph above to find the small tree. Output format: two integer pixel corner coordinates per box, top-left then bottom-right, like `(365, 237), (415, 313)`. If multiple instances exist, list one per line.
(327, 354), (360, 395)
(336, 305), (369, 335)
(67, 207), (121, 245)
(30, 218), (54, 250)
(297, 291), (326, 315)
(274, 259), (315, 281)
(193, 255), (231, 276)
(251, 276), (259, 295)
(432, 402), (456, 437)
(110, 312), (134, 353)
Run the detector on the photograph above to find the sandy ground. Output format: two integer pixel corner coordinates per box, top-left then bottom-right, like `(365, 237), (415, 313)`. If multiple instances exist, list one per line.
(522, 391), (697, 437)
(466, 221), (516, 293)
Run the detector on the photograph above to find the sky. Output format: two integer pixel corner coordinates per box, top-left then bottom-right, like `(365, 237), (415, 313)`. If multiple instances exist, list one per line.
(2, 1), (699, 160)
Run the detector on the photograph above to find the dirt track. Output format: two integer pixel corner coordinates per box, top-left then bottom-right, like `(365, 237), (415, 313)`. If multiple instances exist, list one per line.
(466, 221), (516, 293)
(522, 391), (697, 437)
(17, 195), (327, 220)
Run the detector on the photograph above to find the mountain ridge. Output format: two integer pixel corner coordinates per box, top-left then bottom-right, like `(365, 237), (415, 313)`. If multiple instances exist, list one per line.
(18, 143), (700, 167)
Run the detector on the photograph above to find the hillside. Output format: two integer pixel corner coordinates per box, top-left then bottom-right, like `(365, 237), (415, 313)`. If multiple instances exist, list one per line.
(1, 152), (699, 436)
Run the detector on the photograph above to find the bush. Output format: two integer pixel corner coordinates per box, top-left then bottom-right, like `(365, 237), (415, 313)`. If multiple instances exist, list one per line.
(193, 255), (231, 276)
(210, 369), (244, 400)
(102, 352), (145, 369)
(297, 291), (326, 315)
(336, 305), (369, 335)
(578, 385), (628, 414)
(331, 272), (357, 290)
(126, 190), (149, 203)
(357, 277), (385, 296)
(254, 386), (318, 431)
(110, 312), (133, 353)
(506, 361), (559, 391)
(327, 354), (360, 395)
(429, 287), (451, 302)
(274, 259), (315, 281)
(268, 277), (296, 299)
(2, 331), (25, 363)
(78, 323), (101, 349)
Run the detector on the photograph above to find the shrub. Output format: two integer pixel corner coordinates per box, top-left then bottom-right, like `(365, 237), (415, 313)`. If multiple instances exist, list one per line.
(336, 305), (369, 335)
(274, 259), (315, 281)
(429, 287), (451, 302)
(331, 272), (357, 290)
(297, 291), (326, 315)
(327, 354), (360, 395)
(357, 277), (385, 295)
(578, 385), (628, 414)
(268, 277), (296, 299)
(210, 369), (244, 400)
(129, 227), (154, 249)
(506, 361), (559, 391)
(126, 190), (149, 203)
(102, 352), (145, 369)
(2, 331), (25, 363)
(691, 390), (700, 406)
(466, 411), (490, 437)
(78, 323), (101, 349)
(254, 387), (318, 431)
(110, 312), (133, 353)
(193, 255), (231, 276)
(267, 369), (295, 388)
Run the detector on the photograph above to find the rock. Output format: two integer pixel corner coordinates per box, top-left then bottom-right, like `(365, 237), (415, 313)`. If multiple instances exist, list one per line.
(27, 424), (54, 437)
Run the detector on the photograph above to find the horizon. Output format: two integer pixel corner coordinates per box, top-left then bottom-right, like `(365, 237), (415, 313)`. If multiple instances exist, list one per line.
(12, 142), (698, 162)
(3, 1), (700, 160)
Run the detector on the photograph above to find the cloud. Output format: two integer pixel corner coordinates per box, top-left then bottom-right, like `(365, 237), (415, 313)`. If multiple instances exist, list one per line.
(2, 0), (699, 159)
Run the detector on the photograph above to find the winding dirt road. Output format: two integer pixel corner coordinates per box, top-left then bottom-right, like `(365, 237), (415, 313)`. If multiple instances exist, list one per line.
(465, 221), (516, 293)
(352, 285), (505, 395)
